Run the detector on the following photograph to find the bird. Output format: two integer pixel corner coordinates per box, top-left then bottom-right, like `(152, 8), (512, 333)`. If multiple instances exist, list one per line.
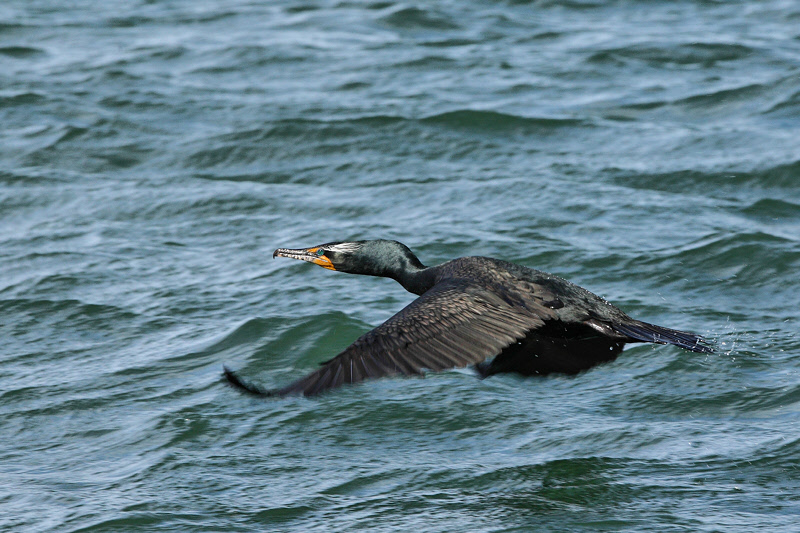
(223, 239), (712, 397)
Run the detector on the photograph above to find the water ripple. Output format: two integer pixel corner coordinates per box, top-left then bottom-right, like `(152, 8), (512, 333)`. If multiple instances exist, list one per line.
(588, 42), (756, 67)
(380, 7), (461, 30)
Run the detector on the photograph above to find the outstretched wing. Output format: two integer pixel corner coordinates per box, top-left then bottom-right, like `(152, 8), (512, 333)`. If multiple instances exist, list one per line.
(226, 279), (559, 397)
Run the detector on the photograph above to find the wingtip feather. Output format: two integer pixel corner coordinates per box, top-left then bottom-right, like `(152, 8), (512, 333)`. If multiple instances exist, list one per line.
(222, 365), (274, 397)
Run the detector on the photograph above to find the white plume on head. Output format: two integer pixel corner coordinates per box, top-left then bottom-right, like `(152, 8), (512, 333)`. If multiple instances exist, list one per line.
(324, 242), (363, 253)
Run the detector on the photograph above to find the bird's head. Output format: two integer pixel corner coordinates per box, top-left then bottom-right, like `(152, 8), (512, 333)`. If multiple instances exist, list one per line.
(273, 239), (425, 278)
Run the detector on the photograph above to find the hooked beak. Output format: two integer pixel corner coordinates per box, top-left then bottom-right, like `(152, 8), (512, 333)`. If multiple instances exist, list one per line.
(273, 246), (335, 270)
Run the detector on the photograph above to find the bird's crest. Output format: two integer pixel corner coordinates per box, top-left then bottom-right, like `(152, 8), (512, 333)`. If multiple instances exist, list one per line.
(322, 242), (363, 254)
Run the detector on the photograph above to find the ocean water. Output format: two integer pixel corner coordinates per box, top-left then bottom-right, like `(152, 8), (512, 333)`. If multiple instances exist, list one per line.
(2, 1), (799, 531)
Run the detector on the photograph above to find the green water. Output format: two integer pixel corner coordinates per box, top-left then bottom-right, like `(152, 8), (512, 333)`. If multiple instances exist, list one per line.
(1, 1), (799, 531)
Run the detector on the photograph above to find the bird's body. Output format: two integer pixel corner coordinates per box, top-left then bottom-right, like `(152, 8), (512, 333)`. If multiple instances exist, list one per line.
(224, 240), (712, 397)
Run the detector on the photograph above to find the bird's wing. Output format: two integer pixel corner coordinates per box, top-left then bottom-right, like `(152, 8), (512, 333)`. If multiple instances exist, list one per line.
(228, 279), (559, 397)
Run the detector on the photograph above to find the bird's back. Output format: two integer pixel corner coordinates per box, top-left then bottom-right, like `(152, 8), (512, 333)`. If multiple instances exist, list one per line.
(432, 256), (631, 326)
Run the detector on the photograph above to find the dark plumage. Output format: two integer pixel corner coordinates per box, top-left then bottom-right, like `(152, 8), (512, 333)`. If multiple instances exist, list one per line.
(224, 239), (712, 397)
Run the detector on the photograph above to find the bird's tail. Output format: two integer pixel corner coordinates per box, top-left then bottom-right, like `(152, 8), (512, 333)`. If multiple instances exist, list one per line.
(612, 321), (714, 353)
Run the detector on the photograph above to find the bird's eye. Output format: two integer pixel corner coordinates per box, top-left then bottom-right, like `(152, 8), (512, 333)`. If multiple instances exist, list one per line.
(316, 249), (325, 256)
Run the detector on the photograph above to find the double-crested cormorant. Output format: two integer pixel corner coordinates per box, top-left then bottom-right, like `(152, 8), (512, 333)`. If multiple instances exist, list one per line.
(224, 240), (712, 397)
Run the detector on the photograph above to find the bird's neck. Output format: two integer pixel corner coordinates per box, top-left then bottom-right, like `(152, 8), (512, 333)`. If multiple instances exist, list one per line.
(353, 245), (437, 295)
(388, 265), (435, 295)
